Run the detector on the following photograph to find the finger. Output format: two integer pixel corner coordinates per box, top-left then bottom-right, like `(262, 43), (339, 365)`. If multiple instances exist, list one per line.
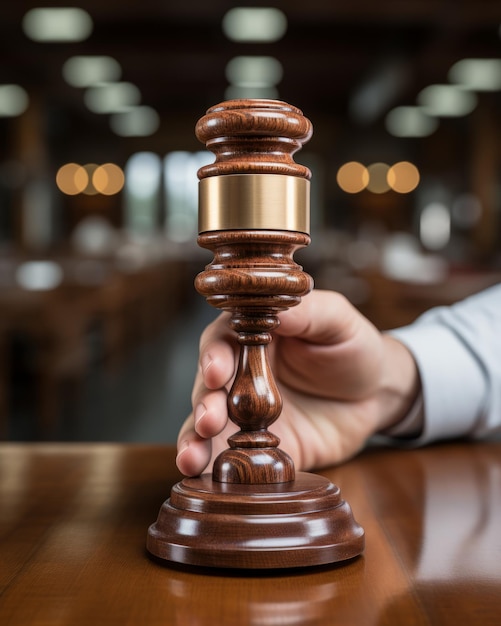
(197, 313), (236, 390)
(190, 334), (236, 438)
(178, 381), (231, 477)
(191, 389), (229, 439)
(276, 289), (363, 345)
(176, 424), (212, 476)
(176, 399), (229, 476)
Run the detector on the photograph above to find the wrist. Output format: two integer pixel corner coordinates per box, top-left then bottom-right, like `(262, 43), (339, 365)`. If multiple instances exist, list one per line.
(375, 335), (421, 432)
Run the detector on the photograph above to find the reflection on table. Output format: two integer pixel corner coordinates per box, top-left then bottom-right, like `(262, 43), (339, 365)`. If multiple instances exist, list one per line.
(0, 441), (500, 625)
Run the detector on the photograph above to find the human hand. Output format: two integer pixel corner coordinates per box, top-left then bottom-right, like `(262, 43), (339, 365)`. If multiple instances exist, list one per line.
(176, 289), (420, 475)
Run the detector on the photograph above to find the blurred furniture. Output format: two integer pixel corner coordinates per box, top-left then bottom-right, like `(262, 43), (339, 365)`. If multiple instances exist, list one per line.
(359, 269), (501, 329)
(0, 253), (187, 438)
(315, 260), (501, 330)
(0, 285), (89, 437)
(1, 441), (500, 624)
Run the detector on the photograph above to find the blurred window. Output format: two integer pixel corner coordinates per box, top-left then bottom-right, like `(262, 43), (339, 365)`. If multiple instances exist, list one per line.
(163, 151), (211, 242)
(124, 152), (162, 236)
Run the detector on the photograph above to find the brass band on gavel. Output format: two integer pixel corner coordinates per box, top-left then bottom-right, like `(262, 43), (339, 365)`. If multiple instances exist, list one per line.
(198, 173), (310, 234)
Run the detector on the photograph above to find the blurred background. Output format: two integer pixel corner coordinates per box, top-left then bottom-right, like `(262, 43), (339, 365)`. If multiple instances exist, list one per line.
(0, 1), (500, 442)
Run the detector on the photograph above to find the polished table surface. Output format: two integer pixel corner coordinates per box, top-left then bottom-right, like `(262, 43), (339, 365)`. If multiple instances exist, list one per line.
(1, 441), (500, 625)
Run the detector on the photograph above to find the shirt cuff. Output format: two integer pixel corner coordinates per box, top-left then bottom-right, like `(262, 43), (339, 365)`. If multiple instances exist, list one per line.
(389, 322), (487, 445)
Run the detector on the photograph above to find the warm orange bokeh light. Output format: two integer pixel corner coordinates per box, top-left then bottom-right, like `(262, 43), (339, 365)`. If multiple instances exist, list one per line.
(93, 163), (125, 195)
(56, 162), (88, 195)
(336, 161), (369, 193)
(56, 162), (124, 195)
(387, 161), (420, 193)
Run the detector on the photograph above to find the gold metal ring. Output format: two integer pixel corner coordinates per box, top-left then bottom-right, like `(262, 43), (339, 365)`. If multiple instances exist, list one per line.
(198, 174), (310, 233)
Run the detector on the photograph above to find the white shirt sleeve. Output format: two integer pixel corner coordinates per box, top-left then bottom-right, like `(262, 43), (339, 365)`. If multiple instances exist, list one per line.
(386, 282), (501, 444)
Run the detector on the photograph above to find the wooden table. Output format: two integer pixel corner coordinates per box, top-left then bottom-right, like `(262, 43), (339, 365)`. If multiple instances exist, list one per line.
(1, 442), (500, 625)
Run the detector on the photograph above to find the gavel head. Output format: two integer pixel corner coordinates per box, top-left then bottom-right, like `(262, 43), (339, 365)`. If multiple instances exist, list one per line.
(193, 99), (314, 313)
(195, 98), (313, 179)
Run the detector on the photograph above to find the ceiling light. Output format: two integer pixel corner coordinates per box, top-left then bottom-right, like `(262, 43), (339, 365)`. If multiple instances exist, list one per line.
(84, 82), (141, 114)
(448, 58), (501, 91)
(0, 84), (29, 117)
(222, 7), (287, 42)
(225, 56), (283, 87)
(110, 106), (160, 137)
(22, 7), (93, 42)
(385, 106), (438, 137)
(224, 85), (279, 100)
(63, 56), (122, 88)
(417, 84), (477, 117)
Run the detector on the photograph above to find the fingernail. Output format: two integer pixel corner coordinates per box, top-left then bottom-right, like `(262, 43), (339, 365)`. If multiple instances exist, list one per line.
(194, 403), (207, 426)
(177, 439), (189, 458)
(201, 354), (213, 376)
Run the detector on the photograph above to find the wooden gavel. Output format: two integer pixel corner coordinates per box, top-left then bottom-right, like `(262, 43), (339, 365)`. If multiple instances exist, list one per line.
(147, 99), (364, 569)
(195, 98), (313, 485)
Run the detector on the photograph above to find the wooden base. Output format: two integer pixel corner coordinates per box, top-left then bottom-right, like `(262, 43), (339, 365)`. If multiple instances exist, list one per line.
(147, 472), (364, 569)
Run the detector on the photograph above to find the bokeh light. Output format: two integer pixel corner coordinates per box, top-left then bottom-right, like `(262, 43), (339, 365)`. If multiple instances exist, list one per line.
(0, 84), (29, 117)
(84, 82), (141, 114)
(56, 163), (88, 195)
(222, 8), (287, 42)
(336, 161), (369, 193)
(387, 161), (420, 193)
(22, 7), (93, 42)
(366, 162), (390, 194)
(448, 58), (501, 91)
(16, 261), (63, 291)
(56, 162), (124, 195)
(385, 106), (438, 137)
(93, 163), (125, 195)
(63, 55), (121, 88)
(110, 106), (160, 137)
(417, 84), (477, 117)
(420, 203), (451, 250)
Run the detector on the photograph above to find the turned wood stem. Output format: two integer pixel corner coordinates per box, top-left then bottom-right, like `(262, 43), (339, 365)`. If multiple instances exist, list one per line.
(195, 230), (312, 484)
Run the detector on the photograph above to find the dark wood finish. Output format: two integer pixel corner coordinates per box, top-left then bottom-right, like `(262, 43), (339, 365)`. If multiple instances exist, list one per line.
(148, 472), (363, 568)
(197, 100), (313, 484)
(195, 99), (312, 179)
(194, 100), (313, 485)
(148, 100), (363, 568)
(1, 442), (501, 624)
(196, 229), (313, 484)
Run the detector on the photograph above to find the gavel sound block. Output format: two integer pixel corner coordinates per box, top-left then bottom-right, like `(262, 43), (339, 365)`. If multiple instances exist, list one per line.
(147, 99), (364, 569)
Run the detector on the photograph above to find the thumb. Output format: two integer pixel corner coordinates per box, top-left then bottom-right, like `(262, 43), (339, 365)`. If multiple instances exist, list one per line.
(276, 289), (362, 346)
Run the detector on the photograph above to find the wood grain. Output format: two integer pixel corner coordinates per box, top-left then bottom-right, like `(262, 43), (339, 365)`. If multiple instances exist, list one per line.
(195, 99), (313, 179)
(1, 442), (500, 625)
(193, 100), (314, 485)
(147, 99), (363, 569)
